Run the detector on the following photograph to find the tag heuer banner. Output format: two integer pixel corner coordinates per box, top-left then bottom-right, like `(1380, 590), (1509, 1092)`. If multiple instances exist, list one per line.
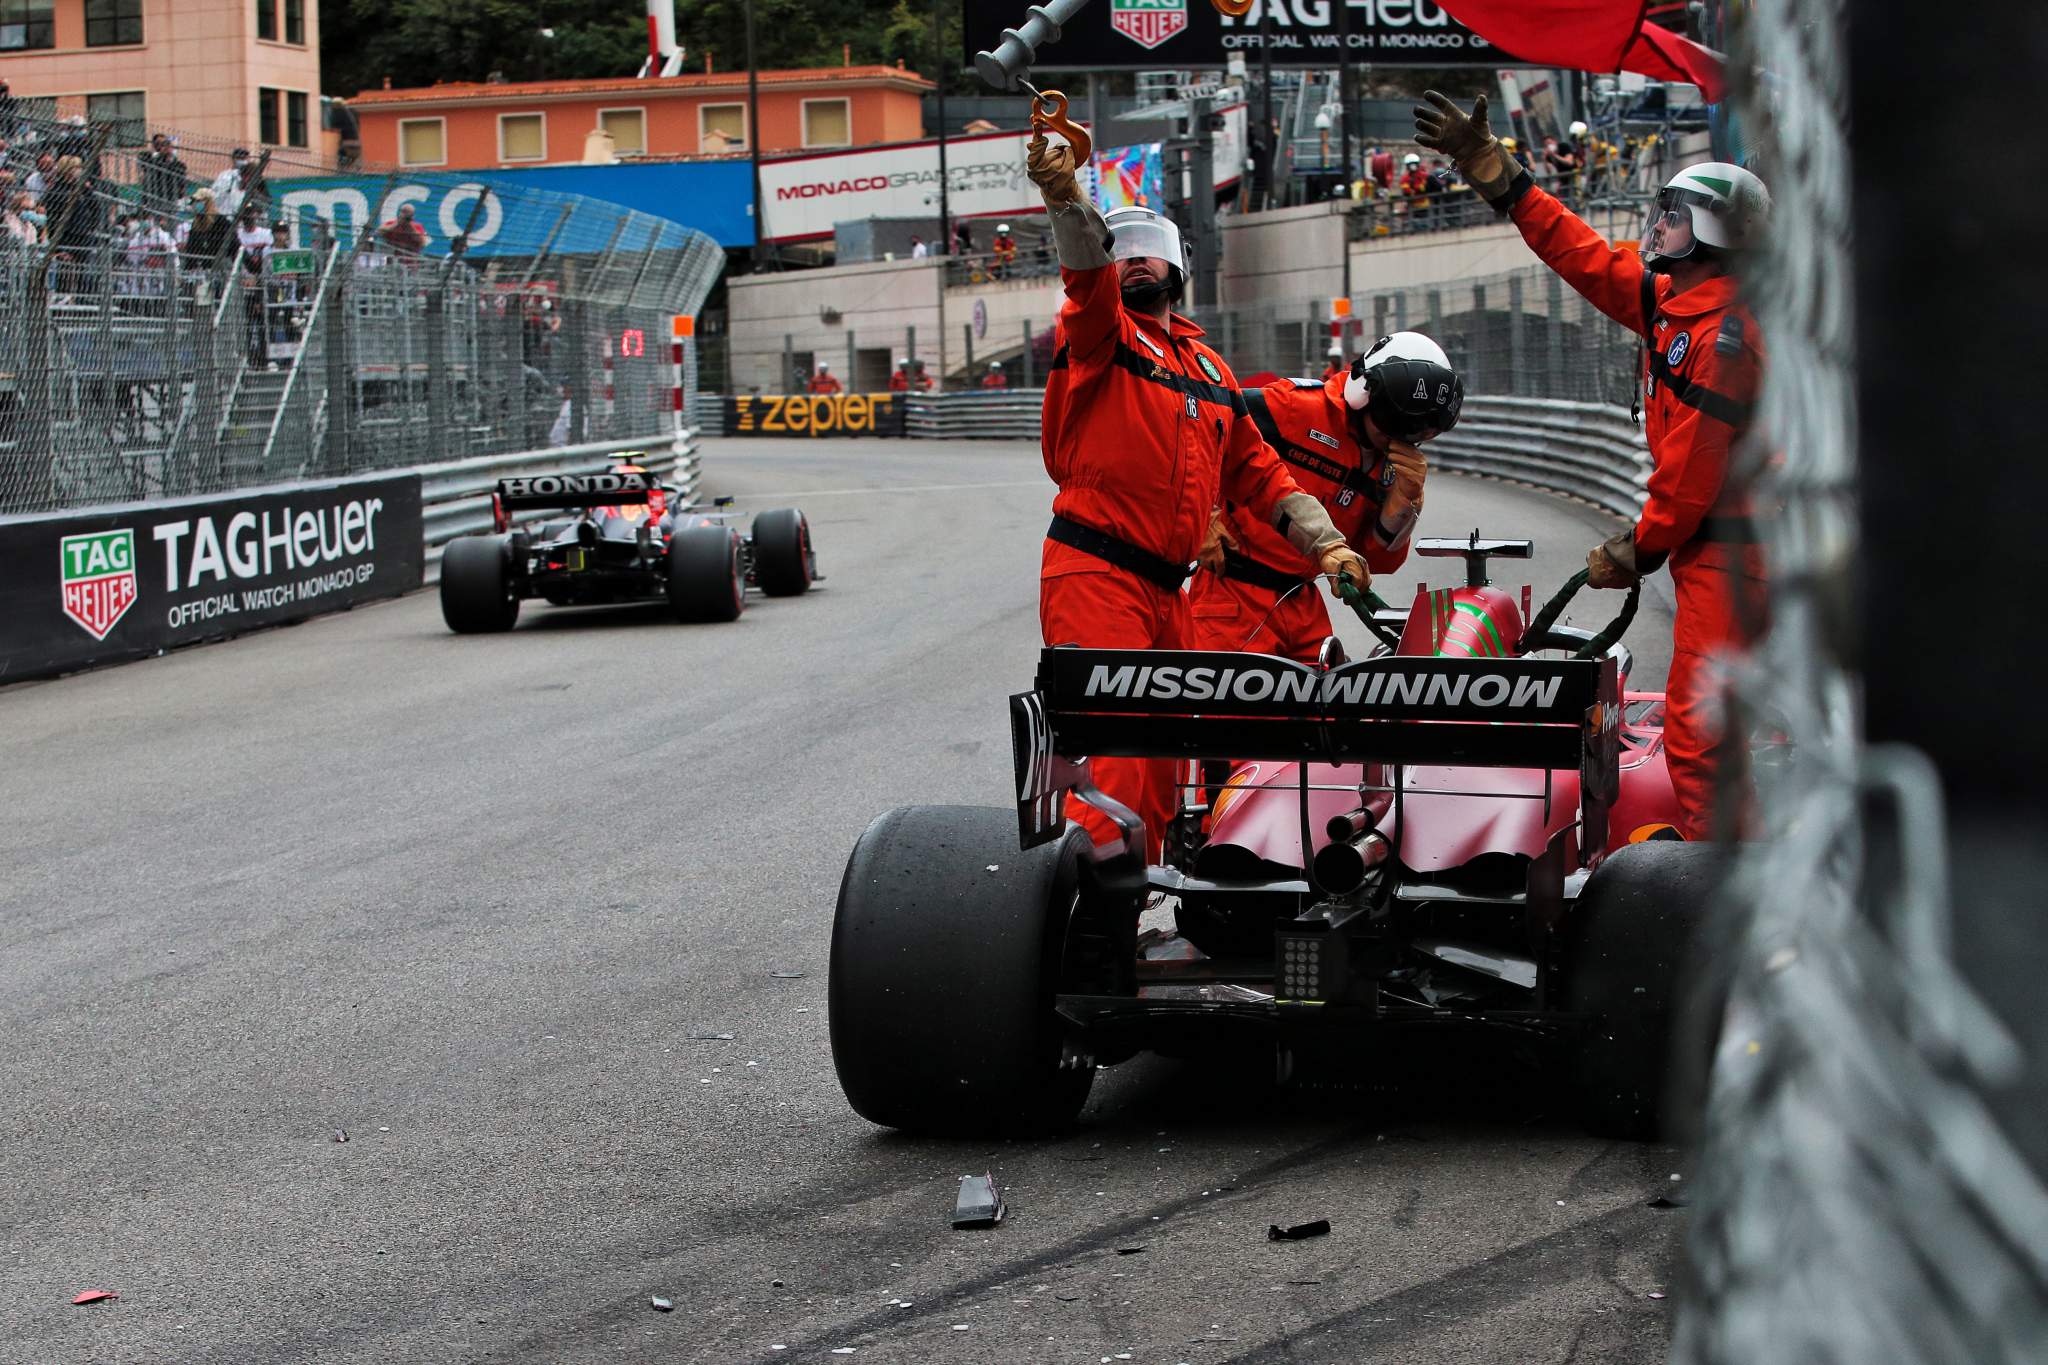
(0, 473), (424, 682)
(963, 0), (1535, 69)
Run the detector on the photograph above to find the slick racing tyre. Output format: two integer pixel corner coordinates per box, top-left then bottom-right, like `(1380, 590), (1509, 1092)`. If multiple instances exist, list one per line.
(751, 507), (816, 597)
(440, 535), (520, 633)
(830, 805), (1094, 1136)
(1558, 841), (1725, 1140)
(667, 524), (743, 623)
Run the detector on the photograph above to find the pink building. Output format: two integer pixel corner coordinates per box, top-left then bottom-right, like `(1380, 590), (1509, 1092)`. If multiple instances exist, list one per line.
(0, 0), (324, 154)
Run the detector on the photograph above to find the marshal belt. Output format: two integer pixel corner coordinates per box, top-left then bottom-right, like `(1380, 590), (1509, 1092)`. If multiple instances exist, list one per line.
(1221, 548), (1312, 594)
(1696, 515), (1762, 544)
(1046, 515), (1193, 590)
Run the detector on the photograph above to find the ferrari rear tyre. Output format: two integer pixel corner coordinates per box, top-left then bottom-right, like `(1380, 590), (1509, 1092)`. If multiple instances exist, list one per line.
(1558, 841), (1725, 1140)
(667, 524), (743, 623)
(440, 536), (520, 634)
(830, 805), (1094, 1136)
(752, 507), (815, 597)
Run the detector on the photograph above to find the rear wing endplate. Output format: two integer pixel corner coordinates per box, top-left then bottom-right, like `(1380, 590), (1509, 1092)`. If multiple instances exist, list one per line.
(1010, 647), (1619, 855)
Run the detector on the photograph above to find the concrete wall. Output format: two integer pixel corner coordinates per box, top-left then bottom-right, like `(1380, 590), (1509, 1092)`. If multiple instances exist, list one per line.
(728, 257), (944, 394)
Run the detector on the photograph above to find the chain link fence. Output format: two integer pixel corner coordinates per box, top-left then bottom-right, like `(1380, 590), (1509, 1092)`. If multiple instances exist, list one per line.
(1671, 1), (2048, 1360)
(0, 98), (724, 515)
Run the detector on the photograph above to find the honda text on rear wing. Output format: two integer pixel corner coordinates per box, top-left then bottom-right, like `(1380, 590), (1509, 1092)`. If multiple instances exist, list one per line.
(1011, 646), (1620, 862)
(495, 470), (662, 511)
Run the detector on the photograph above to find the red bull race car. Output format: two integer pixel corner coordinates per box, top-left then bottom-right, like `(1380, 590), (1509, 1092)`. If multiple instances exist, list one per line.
(439, 464), (818, 632)
(830, 534), (1716, 1140)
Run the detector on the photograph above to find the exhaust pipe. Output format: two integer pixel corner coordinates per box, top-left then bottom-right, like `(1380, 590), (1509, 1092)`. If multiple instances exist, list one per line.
(1312, 830), (1390, 896)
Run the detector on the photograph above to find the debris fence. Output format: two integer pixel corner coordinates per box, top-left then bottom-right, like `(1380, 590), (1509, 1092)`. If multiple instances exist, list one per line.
(0, 98), (723, 515)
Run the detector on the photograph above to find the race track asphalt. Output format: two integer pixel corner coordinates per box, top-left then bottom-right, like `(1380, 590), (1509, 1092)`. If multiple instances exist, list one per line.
(0, 437), (1679, 1365)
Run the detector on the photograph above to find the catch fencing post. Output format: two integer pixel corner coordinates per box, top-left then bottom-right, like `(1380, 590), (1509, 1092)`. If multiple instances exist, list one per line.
(963, 322), (974, 375)
(672, 314), (694, 436)
(1470, 283), (1486, 392)
(1547, 272), (1567, 400)
(1022, 321), (1035, 388)
(1507, 274), (1526, 397)
(846, 329), (857, 390)
(782, 332), (793, 394)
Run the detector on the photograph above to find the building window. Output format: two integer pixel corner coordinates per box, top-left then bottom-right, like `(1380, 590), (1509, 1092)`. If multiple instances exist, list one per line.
(399, 118), (445, 167)
(801, 98), (851, 149)
(598, 108), (645, 156)
(283, 0), (302, 44)
(259, 88), (280, 146)
(499, 112), (545, 162)
(286, 91), (308, 148)
(0, 0), (54, 51)
(85, 0), (142, 46)
(255, 0), (275, 42)
(86, 91), (147, 147)
(698, 103), (746, 152)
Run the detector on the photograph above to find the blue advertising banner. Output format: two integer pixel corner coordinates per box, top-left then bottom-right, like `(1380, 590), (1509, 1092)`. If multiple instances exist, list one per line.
(273, 160), (754, 255)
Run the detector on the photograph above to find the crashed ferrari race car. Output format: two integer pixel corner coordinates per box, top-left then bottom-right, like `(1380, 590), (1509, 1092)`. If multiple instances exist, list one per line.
(831, 534), (1715, 1140)
(439, 464), (818, 633)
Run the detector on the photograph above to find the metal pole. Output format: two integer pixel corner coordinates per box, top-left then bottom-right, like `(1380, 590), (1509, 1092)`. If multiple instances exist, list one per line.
(1190, 93), (1217, 309)
(847, 328), (857, 392)
(782, 332), (793, 394)
(1021, 320), (1035, 388)
(933, 0), (951, 255)
(1337, 0), (1352, 198)
(1258, 2), (1273, 212)
(746, 0), (770, 269)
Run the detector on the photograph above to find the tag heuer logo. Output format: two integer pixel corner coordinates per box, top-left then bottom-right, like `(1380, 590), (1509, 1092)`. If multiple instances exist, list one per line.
(1111, 0), (1187, 50)
(59, 528), (138, 641)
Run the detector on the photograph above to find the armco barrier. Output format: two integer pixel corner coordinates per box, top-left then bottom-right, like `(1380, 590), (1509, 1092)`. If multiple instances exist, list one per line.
(1427, 397), (1650, 521)
(417, 430), (701, 583)
(698, 390), (1646, 521)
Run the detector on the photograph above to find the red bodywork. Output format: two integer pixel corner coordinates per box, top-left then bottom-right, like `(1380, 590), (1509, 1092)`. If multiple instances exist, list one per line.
(1205, 584), (1680, 878)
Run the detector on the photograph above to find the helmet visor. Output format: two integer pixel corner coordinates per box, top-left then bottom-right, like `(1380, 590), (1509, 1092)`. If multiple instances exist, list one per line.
(1640, 187), (1717, 262)
(1106, 213), (1185, 273)
(1363, 358), (1464, 442)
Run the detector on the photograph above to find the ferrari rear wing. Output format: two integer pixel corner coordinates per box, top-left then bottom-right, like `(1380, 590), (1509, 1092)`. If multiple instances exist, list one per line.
(495, 470), (661, 511)
(1010, 646), (1619, 852)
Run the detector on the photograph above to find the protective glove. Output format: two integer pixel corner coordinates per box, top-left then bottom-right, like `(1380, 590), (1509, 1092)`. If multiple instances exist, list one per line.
(1196, 508), (1239, 575)
(1320, 544), (1370, 593)
(1027, 132), (1082, 207)
(1384, 440), (1427, 503)
(1586, 544), (1637, 589)
(1413, 92), (1515, 203)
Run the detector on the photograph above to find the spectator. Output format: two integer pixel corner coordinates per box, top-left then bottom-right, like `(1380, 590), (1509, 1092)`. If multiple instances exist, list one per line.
(980, 361), (1007, 389)
(25, 152), (54, 199)
(235, 204), (269, 271)
(379, 202), (426, 256)
(991, 222), (1017, 278)
(237, 205), (271, 363)
(139, 132), (188, 210)
(125, 210), (175, 310)
(953, 219), (974, 254)
(3, 191), (39, 246)
(177, 187), (233, 279)
(43, 155), (101, 294)
(910, 234), (928, 259)
(0, 77), (16, 139)
(911, 358), (934, 392)
(1370, 144), (1396, 193)
(210, 148), (250, 207)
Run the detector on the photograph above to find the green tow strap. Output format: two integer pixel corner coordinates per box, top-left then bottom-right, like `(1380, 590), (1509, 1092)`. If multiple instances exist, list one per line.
(1521, 567), (1641, 659)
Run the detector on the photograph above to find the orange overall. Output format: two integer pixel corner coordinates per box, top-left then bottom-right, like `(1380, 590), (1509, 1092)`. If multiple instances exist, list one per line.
(1509, 183), (1767, 839)
(1186, 374), (1416, 662)
(1041, 258), (1306, 859)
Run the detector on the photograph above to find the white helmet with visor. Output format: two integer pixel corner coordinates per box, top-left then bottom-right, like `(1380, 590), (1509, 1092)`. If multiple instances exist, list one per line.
(1641, 162), (1770, 268)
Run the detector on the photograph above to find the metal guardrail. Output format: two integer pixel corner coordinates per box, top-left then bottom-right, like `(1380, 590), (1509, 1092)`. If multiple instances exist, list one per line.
(1428, 397), (1649, 521)
(905, 391), (1042, 440)
(697, 389), (1645, 523)
(415, 429), (701, 583)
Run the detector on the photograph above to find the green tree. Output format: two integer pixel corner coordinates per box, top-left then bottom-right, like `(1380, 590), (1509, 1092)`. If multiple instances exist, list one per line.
(322, 0), (972, 101)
